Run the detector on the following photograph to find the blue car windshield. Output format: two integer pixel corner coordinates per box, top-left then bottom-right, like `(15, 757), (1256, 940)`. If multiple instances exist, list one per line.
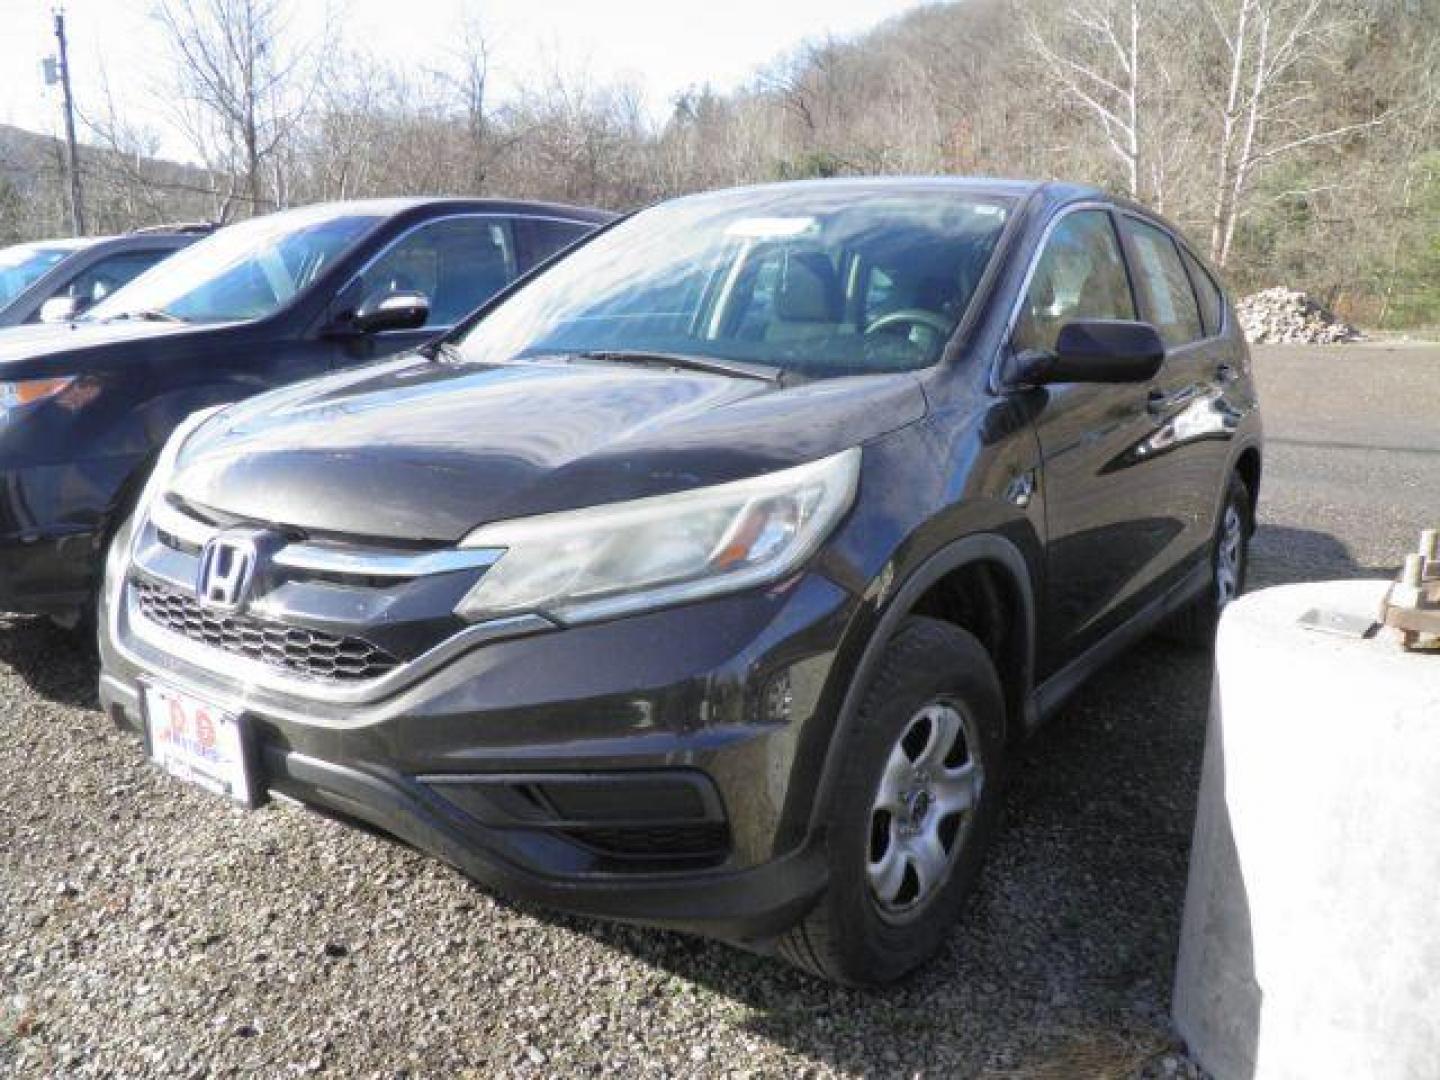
(84, 206), (385, 325)
(454, 186), (1014, 379)
(0, 242), (82, 306)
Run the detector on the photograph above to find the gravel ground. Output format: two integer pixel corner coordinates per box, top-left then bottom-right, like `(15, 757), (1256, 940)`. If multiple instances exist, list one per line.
(3, 344), (1436, 1078)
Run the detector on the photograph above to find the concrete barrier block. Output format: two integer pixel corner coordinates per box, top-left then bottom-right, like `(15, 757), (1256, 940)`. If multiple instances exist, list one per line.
(1174, 580), (1440, 1080)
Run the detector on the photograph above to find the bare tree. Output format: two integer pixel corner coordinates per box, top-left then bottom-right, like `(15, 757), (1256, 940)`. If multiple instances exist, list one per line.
(1204, 0), (1391, 266)
(153, 0), (323, 218)
(444, 6), (496, 190)
(1027, 0), (1148, 200)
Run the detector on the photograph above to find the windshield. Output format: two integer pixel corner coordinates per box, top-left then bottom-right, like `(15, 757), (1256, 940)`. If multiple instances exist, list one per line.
(84, 206), (384, 325)
(0, 243), (80, 306)
(454, 186), (1013, 379)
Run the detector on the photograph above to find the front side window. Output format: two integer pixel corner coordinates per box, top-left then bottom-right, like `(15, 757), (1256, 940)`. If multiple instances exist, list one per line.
(357, 217), (517, 328)
(1121, 217), (1203, 348)
(1012, 210), (1135, 354)
(0, 243), (76, 306)
(41, 251), (171, 320)
(84, 208), (384, 325)
(453, 188), (1014, 380)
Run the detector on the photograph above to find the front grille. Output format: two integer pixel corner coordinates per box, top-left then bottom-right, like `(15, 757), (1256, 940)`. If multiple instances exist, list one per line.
(132, 578), (400, 683)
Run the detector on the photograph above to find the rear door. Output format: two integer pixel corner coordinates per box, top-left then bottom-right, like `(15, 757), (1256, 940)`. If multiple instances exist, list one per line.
(1115, 215), (1228, 578)
(1015, 206), (1175, 672)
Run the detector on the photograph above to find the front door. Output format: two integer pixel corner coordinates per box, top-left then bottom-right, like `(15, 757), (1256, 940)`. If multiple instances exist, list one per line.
(1115, 214), (1228, 585)
(1014, 207), (1176, 674)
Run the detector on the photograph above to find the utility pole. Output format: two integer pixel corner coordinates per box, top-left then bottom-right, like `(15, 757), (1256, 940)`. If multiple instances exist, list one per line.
(47, 9), (86, 235)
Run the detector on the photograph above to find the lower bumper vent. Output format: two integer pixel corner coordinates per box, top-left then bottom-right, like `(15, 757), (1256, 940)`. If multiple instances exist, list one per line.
(563, 823), (729, 862)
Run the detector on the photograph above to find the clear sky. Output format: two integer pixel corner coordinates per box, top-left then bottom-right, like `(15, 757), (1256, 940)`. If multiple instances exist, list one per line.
(0, 0), (932, 161)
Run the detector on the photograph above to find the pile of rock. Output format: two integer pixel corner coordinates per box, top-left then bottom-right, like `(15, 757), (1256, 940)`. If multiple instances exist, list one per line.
(1236, 287), (1363, 345)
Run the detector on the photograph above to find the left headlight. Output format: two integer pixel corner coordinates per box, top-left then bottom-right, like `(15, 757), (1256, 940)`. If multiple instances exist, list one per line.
(0, 377), (77, 419)
(455, 447), (861, 625)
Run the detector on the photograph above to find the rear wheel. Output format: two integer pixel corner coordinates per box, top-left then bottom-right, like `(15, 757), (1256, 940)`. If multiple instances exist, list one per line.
(1165, 471), (1251, 647)
(778, 616), (1006, 986)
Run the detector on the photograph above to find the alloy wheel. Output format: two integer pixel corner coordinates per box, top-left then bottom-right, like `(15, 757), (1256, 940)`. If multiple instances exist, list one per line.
(1216, 502), (1245, 607)
(866, 700), (984, 921)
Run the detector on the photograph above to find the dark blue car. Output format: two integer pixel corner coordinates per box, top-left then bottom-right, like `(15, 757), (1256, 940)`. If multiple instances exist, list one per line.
(0, 197), (611, 624)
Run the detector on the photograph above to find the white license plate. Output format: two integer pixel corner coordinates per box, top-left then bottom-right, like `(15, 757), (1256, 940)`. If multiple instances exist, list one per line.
(145, 683), (255, 806)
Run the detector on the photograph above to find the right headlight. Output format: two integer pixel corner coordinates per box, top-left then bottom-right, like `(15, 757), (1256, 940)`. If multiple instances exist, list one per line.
(455, 447), (861, 625)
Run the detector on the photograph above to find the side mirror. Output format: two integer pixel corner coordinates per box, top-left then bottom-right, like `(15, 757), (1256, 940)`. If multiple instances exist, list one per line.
(1012, 319), (1165, 385)
(351, 292), (430, 334)
(38, 295), (80, 324)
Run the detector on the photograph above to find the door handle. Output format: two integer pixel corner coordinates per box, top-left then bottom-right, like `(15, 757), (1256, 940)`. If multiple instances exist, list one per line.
(1146, 387), (1170, 415)
(1216, 362), (1238, 384)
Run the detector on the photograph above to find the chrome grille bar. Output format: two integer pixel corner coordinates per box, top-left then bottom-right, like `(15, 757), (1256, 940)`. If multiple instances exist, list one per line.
(272, 544), (502, 579)
(149, 495), (216, 549)
(146, 497), (503, 581)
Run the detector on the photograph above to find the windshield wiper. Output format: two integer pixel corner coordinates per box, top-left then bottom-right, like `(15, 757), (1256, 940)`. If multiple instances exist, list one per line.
(106, 308), (185, 324)
(574, 350), (781, 384)
(425, 340), (462, 364)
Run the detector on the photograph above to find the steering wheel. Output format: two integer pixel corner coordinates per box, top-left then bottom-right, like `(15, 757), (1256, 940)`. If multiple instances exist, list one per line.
(864, 308), (953, 339)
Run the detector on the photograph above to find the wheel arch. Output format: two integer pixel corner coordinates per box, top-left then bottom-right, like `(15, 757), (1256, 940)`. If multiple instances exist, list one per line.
(807, 532), (1038, 838)
(1233, 443), (1262, 529)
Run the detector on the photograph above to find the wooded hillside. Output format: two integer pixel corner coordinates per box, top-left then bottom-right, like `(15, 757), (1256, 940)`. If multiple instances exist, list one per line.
(4, 0), (1438, 327)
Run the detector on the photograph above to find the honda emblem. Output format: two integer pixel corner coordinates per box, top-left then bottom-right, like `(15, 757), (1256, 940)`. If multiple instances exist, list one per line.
(196, 530), (263, 612)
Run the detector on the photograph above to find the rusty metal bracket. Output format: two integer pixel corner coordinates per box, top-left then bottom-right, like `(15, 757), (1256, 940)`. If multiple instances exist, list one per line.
(1379, 529), (1440, 652)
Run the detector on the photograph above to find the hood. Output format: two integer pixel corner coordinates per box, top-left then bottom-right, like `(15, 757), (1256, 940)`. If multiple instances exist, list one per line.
(0, 318), (210, 369)
(172, 356), (928, 543)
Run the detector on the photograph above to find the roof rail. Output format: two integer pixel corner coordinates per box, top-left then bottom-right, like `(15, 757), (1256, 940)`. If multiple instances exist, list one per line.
(128, 222), (218, 236)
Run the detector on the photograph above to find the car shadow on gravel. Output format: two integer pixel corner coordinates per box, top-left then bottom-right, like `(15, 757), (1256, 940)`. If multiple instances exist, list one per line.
(1248, 523), (1395, 590)
(0, 614), (98, 710)
(503, 523), (1386, 1077)
(0, 525), (1392, 1076)
(522, 633), (1218, 1078)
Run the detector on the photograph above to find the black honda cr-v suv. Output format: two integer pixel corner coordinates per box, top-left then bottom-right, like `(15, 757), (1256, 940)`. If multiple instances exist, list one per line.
(0, 198), (610, 625)
(98, 179), (1262, 985)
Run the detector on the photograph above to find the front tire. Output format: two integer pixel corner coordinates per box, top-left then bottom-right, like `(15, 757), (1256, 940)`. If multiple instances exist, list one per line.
(778, 616), (1006, 986)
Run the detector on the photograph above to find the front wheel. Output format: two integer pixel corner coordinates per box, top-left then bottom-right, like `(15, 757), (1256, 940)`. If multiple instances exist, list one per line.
(778, 616), (1007, 986)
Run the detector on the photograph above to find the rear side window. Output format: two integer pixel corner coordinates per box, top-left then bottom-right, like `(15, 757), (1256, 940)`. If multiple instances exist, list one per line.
(526, 219), (593, 265)
(1180, 246), (1224, 337)
(1121, 217), (1203, 348)
(1013, 209), (1135, 354)
(359, 217), (517, 328)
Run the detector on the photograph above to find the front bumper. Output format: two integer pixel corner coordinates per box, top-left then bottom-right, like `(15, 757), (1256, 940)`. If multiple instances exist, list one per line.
(0, 454), (144, 618)
(0, 528), (98, 618)
(99, 568), (859, 943)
